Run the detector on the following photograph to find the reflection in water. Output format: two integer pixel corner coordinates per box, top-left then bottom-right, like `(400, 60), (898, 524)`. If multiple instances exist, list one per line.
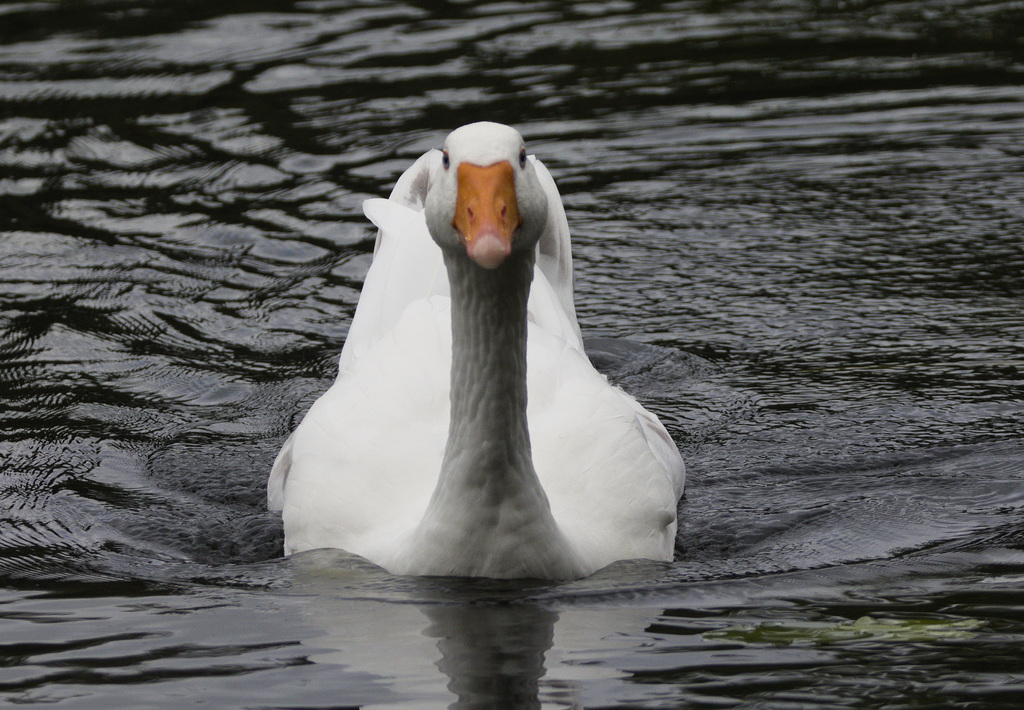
(298, 588), (656, 709)
(282, 552), (671, 708)
(425, 604), (556, 710)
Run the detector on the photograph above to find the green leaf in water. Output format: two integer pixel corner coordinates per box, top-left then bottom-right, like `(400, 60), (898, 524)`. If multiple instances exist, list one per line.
(704, 616), (984, 646)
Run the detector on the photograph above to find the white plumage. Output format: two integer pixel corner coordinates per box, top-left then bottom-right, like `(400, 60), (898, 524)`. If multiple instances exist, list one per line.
(268, 122), (684, 579)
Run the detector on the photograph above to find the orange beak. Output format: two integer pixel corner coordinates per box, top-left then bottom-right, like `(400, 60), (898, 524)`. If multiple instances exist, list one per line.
(453, 161), (521, 269)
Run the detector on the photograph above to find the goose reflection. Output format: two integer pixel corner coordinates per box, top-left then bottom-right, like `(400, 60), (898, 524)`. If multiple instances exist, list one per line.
(287, 553), (659, 708)
(423, 603), (558, 709)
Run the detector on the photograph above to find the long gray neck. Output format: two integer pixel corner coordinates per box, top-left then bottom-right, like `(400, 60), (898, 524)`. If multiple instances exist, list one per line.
(403, 248), (585, 578)
(438, 249), (539, 502)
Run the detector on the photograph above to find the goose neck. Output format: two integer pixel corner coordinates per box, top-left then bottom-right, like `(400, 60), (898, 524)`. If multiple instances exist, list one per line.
(403, 245), (586, 578)
(441, 250), (535, 492)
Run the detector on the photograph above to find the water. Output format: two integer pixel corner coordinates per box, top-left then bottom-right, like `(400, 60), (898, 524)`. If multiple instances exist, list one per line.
(2, 0), (1024, 706)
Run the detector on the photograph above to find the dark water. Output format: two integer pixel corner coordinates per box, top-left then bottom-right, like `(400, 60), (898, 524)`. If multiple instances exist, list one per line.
(2, 0), (1024, 706)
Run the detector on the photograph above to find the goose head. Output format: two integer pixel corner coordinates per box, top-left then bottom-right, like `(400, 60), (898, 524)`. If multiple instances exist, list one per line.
(425, 122), (549, 269)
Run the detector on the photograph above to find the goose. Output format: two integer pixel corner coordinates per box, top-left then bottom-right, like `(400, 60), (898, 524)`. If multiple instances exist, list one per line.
(268, 122), (685, 579)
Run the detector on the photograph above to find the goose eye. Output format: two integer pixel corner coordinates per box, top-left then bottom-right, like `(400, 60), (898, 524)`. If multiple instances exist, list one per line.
(518, 149), (527, 169)
(442, 151), (450, 170)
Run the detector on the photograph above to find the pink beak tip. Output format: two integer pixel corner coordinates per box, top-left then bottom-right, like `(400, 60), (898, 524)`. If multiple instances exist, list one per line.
(466, 231), (511, 269)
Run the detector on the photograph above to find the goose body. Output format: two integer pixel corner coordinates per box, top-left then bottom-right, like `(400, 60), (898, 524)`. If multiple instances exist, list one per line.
(268, 122), (685, 579)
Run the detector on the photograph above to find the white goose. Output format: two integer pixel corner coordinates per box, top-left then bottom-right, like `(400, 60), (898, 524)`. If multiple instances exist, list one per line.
(268, 122), (685, 579)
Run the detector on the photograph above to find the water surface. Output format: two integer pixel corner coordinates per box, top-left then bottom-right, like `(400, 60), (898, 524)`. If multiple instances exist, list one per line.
(2, 0), (1024, 707)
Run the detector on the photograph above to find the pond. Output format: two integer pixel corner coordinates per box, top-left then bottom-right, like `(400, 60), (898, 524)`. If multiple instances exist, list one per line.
(1, 0), (1024, 706)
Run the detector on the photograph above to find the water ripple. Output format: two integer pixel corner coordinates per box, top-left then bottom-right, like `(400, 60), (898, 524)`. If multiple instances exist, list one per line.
(1, 1), (1023, 706)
